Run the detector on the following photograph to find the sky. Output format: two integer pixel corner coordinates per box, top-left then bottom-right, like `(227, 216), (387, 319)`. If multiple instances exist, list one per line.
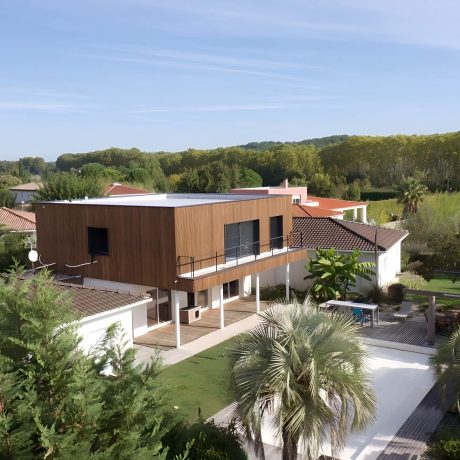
(1, 0), (460, 160)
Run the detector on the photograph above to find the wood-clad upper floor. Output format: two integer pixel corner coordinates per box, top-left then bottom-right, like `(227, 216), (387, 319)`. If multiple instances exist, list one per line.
(36, 193), (301, 290)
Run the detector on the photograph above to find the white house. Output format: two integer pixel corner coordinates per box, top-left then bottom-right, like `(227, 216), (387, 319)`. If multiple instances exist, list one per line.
(48, 282), (153, 353)
(257, 217), (408, 294)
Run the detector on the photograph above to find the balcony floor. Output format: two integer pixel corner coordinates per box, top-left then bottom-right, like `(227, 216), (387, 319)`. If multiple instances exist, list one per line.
(178, 247), (299, 279)
(134, 296), (270, 350)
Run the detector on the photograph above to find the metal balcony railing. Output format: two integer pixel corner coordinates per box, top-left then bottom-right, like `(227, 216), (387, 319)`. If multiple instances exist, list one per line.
(177, 232), (303, 279)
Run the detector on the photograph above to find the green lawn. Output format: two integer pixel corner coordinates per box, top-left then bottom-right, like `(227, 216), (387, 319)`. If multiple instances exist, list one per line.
(366, 198), (402, 224)
(426, 277), (460, 295)
(158, 339), (235, 422)
(407, 276), (460, 309)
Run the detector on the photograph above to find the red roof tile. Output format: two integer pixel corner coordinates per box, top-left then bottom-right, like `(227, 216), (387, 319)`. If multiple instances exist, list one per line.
(53, 282), (150, 318)
(292, 217), (408, 252)
(104, 183), (148, 196)
(307, 195), (367, 210)
(292, 204), (343, 218)
(0, 207), (36, 231)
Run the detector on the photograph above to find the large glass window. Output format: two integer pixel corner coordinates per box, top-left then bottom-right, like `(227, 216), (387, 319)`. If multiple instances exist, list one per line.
(224, 220), (260, 262)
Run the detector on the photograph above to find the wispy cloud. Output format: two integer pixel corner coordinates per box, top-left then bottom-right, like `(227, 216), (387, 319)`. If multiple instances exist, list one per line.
(0, 101), (90, 113)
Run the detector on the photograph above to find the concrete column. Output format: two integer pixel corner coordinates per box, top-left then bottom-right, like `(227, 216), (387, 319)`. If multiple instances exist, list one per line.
(193, 291), (198, 306)
(172, 290), (181, 349)
(427, 295), (436, 346)
(219, 284), (224, 329)
(255, 273), (260, 313)
(361, 206), (367, 223)
(352, 208), (358, 221)
(285, 264), (290, 302)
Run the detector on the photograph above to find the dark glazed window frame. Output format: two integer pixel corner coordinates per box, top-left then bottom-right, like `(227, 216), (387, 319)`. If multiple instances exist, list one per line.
(88, 227), (109, 256)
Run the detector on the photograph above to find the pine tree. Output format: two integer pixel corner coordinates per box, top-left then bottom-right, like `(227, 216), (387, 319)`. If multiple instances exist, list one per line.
(0, 269), (168, 459)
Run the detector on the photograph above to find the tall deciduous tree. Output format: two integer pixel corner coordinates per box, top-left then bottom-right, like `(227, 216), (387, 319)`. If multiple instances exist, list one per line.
(36, 172), (104, 201)
(229, 299), (376, 460)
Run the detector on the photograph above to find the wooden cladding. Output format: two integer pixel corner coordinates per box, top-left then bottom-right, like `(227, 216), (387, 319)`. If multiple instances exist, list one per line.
(36, 195), (294, 290)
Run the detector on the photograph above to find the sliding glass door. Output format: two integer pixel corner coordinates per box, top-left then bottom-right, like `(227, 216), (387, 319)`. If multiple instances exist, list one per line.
(224, 220), (260, 262)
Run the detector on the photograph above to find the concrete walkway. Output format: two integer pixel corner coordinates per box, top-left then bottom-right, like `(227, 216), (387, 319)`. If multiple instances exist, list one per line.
(134, 304), (267, 367)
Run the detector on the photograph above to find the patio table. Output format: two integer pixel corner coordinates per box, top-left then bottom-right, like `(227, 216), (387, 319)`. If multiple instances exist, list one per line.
(324, 300), (379, 327)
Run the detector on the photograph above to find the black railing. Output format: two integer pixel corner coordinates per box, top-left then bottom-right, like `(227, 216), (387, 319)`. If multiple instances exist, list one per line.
(177, 232), (303, 279)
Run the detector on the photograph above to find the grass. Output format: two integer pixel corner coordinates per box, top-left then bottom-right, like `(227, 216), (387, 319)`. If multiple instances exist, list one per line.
(366, 198), (402, 224)
(407, 276), (460, 309)
(158, 339), (235, 422)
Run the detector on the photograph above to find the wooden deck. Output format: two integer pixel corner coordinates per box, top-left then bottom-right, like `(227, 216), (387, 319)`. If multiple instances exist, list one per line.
(134, 297), (269, 350)
(376, 380), (456, 459)
(358, 312), (441, 347)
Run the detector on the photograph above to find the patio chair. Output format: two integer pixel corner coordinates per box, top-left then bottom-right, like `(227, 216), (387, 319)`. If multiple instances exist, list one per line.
(352, 307), (366, 326)
(394, 301), (413, 319)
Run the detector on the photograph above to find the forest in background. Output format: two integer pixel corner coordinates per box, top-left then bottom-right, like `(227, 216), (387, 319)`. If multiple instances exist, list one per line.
(1, 131), (460, 201)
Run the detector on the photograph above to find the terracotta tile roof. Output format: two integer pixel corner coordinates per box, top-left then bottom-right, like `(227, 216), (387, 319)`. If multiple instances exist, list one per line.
(292, 217), (408, 252)
(307, 195), (367, 210)
(104, 183), (147, 196)
(0, 207), (36, 231)
(53, 282), (150, 318)
(292, 204), (343, 218)
(9, 182), (42, 191)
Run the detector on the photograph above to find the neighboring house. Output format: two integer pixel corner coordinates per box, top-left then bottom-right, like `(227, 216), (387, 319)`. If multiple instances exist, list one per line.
(258, 217), (408, 293)
(9, 182), (42, 204)
(231, 178), (368, 222)
(30, 281), (152, 353)
(0, 207), (36, 234)
(104, 182), (148, 196)
(35, 193), (307, 348)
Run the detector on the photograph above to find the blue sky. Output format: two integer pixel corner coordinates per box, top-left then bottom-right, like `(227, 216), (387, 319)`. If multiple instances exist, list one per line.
(1, 0), (460, 160)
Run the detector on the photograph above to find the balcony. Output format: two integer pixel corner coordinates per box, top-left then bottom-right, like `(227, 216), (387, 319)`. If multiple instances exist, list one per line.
(177, 232), (303, 279)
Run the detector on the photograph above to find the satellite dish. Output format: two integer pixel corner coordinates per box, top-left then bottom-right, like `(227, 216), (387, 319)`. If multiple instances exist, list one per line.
(28, 250), (38, 263)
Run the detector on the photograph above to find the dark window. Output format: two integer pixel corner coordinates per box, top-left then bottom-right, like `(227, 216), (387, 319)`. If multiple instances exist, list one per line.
(224, 220), (260, 262)
(270, 216), (283, 250)
(88, 227), (109, 256)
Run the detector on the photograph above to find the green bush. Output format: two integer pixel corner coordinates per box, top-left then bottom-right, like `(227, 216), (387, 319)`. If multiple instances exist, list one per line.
(256, 284), (304, 301)
(399, 271), (428, 290)
(426, 437), (460, 459)
(163, 420), (247, 460)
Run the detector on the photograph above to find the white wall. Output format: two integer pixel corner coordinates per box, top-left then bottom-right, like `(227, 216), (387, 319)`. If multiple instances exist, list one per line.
(132, 303), (148, 337)
(83, 278), (154, 295)
(78, 307), (134, 354)
(257, 244), (403, 295)
(240, 275), (252, 296)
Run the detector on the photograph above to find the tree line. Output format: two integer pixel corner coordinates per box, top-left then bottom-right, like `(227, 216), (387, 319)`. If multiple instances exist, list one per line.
(2, 131), (460, 202)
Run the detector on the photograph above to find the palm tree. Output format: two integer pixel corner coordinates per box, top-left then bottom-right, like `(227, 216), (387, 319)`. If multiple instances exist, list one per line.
(397, 177), (428, 216)
(229, 299), (376, 460)
(431, 325), (460, 412)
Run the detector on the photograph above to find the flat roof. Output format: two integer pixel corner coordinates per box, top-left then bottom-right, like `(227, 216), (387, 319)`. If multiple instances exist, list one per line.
(45, 193), (278, 208)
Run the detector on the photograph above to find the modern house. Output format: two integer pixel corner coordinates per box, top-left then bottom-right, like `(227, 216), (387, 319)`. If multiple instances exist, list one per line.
(9, 182), (42, 204)
(35, 193), (307, 348)
(259, 217), (408, 292)
(231, 179), (368, 222)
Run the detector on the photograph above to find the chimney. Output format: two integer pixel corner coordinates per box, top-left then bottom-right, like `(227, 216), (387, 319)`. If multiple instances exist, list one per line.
(282, 178), (289, 188)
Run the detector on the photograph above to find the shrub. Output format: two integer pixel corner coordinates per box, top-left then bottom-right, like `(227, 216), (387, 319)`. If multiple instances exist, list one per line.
(256, 284), (303, 301)
(399, 271), (428, 290)
(163, 420), (247, 460)
(386, 282), (405, 304)
(426, 437), (460, 459)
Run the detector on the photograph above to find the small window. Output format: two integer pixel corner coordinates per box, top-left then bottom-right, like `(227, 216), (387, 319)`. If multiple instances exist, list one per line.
(88, 227), (109, 256)
(292, 197), (301, 204)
